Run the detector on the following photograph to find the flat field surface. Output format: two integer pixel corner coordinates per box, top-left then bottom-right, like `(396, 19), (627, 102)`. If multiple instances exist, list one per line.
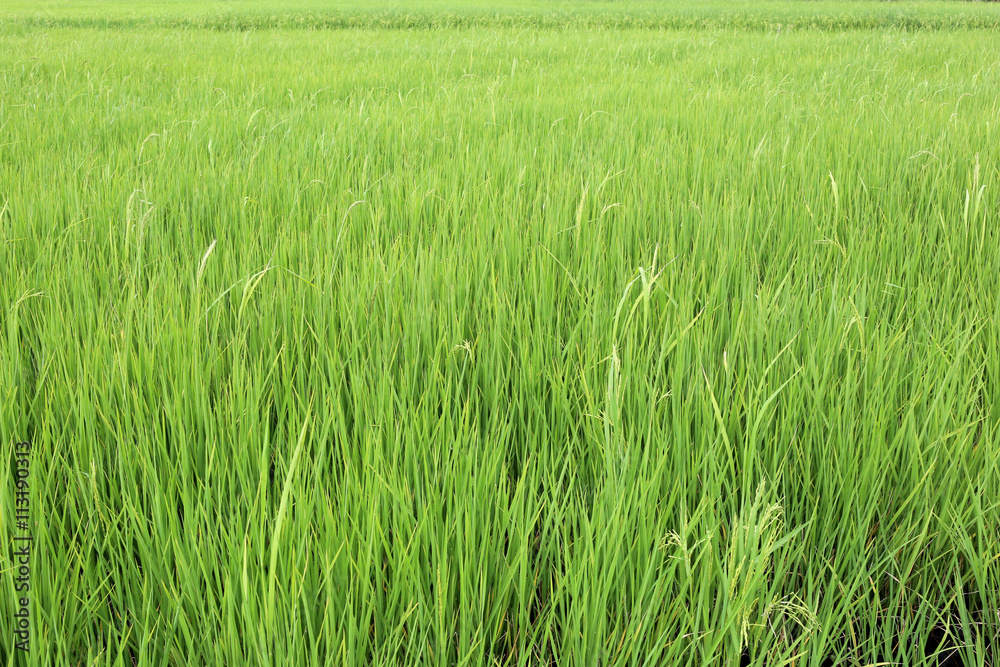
(1, 2), (999, 665)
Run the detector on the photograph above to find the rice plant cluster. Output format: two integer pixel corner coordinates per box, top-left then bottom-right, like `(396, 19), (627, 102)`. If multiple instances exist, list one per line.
(1, 1), (999, 665)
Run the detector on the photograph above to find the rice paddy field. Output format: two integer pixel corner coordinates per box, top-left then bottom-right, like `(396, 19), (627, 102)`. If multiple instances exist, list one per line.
(2, 1), (1000, 665)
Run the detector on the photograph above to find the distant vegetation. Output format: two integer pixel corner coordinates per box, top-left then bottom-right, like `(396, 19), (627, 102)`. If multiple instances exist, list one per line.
(4, 0), (1000, 30)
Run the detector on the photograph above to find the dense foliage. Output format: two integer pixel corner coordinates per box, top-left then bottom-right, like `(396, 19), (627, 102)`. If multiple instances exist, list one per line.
(2, 2), (999, 665)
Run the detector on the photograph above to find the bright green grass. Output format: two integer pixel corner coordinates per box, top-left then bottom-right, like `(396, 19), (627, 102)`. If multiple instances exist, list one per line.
(1, 3), (999, 666)
(3, 0), (1000, 30)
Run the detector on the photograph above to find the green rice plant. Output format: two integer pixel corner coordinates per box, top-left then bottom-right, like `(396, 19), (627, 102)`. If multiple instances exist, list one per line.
(0, 2), (998, 665)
